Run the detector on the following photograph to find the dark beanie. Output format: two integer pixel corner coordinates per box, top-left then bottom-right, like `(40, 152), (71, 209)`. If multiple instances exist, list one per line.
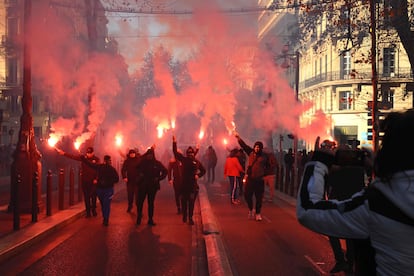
(254, 141), (263, 150)
(186, 147), (195, 154)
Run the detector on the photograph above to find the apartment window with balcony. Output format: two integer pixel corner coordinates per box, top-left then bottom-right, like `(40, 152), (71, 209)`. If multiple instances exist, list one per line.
(383, 0), (392, 27)
(382, 88), (394, 109)
(7, 17), (18, 42)
(339, 91), (352, 110)
(340, 51), (351, 79)
(32, 95), (39, 113)
(34, 126), (42, 138)
(10, 95), (20, 114)
(7, 57), (18, 85)
(383, 48), (395, 77)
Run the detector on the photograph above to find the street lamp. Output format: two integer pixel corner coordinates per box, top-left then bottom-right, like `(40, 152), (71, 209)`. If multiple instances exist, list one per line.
(9, 0), (42, 214)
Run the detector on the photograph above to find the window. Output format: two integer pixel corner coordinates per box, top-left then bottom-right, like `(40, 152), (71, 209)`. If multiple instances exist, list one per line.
(32, 95), (39, 113)
(339, 91), (352, 110)
(340, 51), (351, 79)
(383, 48), (395, 77)
(334, 126), (358, 145)
(34, 127), (42, 138)
(383, 0), (392, 27)
(7, 57), (18, 84)
(10, 95), (20, 114)
(382, 88), (394, 109)
(7, 17), (18, 41)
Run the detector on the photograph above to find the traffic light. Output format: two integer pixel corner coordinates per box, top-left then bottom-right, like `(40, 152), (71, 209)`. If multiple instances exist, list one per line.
(367, 111), (373, 141)
(367, 110), (387, 141)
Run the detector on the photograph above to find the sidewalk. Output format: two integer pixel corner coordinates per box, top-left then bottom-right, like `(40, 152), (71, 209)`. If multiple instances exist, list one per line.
(0, 174), (97, 263)
(0, 202), (85, 263)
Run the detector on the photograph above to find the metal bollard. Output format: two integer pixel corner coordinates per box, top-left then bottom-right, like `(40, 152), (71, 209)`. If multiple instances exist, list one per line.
(58, 168), (65, 210)
(78, 168), (82, 202)
(32, 172), (39, 222)
(13, 174), (21, 231)
(69, 167), (75, 206)
(46, 170), (52, 216)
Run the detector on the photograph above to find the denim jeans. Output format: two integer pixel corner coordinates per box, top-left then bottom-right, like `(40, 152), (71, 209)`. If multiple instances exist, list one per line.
(96, 187), (114, 222)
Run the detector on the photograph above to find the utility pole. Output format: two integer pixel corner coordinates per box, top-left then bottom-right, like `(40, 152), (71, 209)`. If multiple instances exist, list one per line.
(370, 0), (379, 152)
(9, 0), (42, 213)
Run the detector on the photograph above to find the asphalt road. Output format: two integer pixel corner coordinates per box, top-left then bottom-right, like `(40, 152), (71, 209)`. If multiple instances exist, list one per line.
(0, 177), (348, 276)
(0, 180), (208, 276)
(206, 180), (343, 276)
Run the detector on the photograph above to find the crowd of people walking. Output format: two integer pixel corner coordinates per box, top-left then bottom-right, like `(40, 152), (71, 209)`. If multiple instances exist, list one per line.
(52, 132), (311, 228)
(41, 110), (414, 275)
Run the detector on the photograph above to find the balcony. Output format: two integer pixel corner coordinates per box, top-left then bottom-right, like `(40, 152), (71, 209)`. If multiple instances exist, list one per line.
(300, 67), (413, 90)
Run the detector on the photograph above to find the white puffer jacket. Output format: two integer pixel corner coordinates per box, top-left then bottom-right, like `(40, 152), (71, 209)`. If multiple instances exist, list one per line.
(297, 161), (414, 276)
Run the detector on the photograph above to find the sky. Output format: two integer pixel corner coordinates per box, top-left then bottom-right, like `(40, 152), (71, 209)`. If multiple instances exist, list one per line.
(30, 0), (330, 159)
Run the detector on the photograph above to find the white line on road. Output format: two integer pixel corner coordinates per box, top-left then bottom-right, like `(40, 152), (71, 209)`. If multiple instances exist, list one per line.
(304, 255), (327, 275)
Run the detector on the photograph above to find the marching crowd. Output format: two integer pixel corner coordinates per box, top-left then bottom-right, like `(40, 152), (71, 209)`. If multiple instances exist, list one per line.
(54, 132), (281, 227)
(53, 108), (414, 275)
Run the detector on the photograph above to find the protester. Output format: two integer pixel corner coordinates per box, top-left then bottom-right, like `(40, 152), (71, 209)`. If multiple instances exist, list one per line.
(82, 155), (119, 226)
(224, 148), (244, 204)
(234, 132), (269, 221)
(236, 148), (246, 196)
(135, 147), (168, 226)
(56, 146), (99, 217)
(204, 145), (218, 184)
(263, 149), (278, 203)
(284, 148), (294, 187)
(324, 142), (359, 274)
(168, 153), (184, 214)
(121, 149), (141, 212)
(297, 109), (414, 276)
(172, 135), (206, 225)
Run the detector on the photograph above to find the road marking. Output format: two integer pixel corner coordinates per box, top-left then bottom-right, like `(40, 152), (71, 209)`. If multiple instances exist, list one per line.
(304, 255), (327, 275)
(262, 215), (271, 223)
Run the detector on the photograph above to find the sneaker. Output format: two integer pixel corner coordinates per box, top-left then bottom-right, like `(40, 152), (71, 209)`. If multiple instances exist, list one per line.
(329, 261), (351, 274)
(255, 214), (262, 221)
(231, 199), (241, 205)
(248, 211), (254, 219)
(147, 220), (156, 226)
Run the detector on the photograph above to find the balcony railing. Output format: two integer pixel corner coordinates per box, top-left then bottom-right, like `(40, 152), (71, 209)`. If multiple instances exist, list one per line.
(300, 67), (413, 89)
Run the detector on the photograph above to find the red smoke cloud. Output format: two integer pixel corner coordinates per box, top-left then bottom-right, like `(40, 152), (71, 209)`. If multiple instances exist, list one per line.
(30, 0), (329, 158)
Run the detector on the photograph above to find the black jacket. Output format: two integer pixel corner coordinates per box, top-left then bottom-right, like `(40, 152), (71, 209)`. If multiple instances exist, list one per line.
(81, 156), (119, 188)
(136, 154), (168, 191)
(173, 141), (206, 194)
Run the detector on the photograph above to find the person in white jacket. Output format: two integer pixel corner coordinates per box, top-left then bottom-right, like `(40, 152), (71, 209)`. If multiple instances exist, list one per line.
(297, 109), (414, 276)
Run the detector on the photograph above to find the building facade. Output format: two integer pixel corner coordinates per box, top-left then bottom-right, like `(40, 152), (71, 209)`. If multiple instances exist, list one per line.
(258, 0), (414, 150)
(0, 0), (109, 148)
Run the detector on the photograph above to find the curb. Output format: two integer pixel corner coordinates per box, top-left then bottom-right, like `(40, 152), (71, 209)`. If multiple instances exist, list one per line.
(0, 185), (125, 264)
(198, 183), (233, 276)
(0, 203), (85, 264)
